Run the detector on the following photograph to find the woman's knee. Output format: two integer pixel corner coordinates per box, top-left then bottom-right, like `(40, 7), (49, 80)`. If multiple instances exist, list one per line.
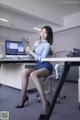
(22, 69), (30, 78)
(30, 71), (37, 79)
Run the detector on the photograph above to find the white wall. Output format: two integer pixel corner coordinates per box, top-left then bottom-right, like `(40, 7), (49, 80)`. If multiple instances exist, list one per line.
(54, 27), (80, 53)
(55, 12), (80, 32)
(0, 26), (35, 41)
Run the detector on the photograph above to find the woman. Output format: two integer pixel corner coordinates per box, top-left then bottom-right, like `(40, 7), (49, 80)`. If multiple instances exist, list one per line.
(16, 26), (53, 120)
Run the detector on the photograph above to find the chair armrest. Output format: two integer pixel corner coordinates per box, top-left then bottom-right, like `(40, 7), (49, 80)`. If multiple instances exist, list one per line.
(55, 64), (59, 79)
(54, 63), (64, 79)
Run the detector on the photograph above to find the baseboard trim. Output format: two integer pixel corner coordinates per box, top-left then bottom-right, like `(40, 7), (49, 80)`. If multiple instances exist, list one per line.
(0, 84), (37, 93)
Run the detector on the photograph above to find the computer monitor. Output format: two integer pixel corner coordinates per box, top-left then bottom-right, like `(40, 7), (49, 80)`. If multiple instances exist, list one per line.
(5, 40), (26, 55)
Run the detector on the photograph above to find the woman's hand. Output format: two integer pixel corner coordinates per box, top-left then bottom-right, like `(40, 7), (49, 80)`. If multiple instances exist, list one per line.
(26, 46), (32, 54)
(22, 37), (30, 47)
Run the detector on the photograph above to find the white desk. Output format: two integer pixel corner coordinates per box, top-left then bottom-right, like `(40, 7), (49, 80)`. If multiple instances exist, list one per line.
(42, 57), (80, 120)
(0, 58), (36, 89)
(42, 57), (80, 62)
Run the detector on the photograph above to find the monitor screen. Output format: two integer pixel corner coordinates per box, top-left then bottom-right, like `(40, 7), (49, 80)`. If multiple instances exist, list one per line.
(5, 40), (26, 55)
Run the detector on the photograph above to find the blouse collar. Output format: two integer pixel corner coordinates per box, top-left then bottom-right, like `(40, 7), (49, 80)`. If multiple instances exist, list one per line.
(41, 39), (47, 43)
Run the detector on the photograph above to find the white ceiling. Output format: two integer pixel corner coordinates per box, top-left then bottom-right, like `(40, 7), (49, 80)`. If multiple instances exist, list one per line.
(0, 0), (80, 33)
(34, 0), (80, 16)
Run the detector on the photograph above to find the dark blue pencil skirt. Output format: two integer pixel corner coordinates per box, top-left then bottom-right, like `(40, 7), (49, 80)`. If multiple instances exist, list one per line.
(35, 61), (53, 75)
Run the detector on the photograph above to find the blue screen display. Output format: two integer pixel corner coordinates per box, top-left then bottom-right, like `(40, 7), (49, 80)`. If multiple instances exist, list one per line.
(5, 40), (26, 55)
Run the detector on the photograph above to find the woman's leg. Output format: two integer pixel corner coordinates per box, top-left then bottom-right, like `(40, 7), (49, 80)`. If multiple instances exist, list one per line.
(30, 68), (50, 114)
(17, 68), (35, 107)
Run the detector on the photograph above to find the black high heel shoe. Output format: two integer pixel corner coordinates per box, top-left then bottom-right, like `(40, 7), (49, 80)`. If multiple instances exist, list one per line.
(39, 114), (47, 120)
(39, 101), (50, 120)
(15, 95), (29, 108)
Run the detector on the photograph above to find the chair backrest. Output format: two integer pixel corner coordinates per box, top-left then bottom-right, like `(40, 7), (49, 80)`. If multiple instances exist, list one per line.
(55, 63), (64, 80)
(46, 63), (64, 81)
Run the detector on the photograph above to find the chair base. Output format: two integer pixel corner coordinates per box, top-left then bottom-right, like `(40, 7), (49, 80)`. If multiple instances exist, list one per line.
(36, 91), (66, 104)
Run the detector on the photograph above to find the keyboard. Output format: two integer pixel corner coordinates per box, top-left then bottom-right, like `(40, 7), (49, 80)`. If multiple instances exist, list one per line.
(4, 55), (34, 60)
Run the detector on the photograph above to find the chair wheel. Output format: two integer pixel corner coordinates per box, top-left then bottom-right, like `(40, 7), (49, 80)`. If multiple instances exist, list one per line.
(63, 95), (66, 99)
(60, 95), (66, 99)
(37, 99), (41, 103)
(57, 99), (61, 104)
(37, 97), (41, 103)
(35, 93), (40, 97)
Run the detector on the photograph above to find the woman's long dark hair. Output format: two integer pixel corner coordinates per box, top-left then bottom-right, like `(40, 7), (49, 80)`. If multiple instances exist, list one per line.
(41, 26), (53, 45)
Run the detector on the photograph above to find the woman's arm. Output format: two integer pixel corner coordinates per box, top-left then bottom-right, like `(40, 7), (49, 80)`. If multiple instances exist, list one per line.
(30, 43), (51, 61)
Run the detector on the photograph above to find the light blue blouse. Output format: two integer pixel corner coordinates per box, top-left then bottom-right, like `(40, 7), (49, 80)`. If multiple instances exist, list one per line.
(31, 40), (51, 61)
